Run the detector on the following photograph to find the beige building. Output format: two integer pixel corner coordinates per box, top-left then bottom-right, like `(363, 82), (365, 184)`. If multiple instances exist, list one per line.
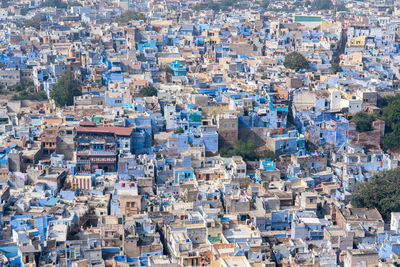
(217, 114), (238, 143)
(100, 216), (124, 248)
(67, 175), (92, 191)
(344, 249), (379, 267)
(0, 69), (20, 87)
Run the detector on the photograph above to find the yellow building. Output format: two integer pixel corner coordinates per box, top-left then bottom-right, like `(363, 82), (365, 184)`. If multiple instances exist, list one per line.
(202, 28), (221, 45)
(347, 36), (366, 47)
(201, 104), (231, 119)
(210, 256), (252, 267)
(151, 20), (173, 34)
(321, 19), (342, 35)
(158, 54), (185, 67)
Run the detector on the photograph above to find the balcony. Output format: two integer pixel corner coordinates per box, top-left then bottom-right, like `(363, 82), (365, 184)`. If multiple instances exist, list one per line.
(75, 136), (116, 143)
(77, 160), (90, 164)
(77, 150), (117, 156)
(91, 158), (117, 163)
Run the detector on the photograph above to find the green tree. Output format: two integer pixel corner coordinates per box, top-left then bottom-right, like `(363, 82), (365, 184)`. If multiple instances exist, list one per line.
(293, 1), (304, 8)
(115, 11), (146, 24)
(331, 61), (342, 74)
(42, 0), (67, 8)
(259, 0), (270, 8)
(383, 98), (400, 129)
(312, 0), (333, 10)
(221, 0), (238, 11)
(220, 139), (276, 162)
(350, 112), (375, 132)
(139, 86), (157, 97)
(381, 132), (400, 151)
(373, 95), (400, 150)
(164, 66), (174, 74)
(337, 4), (348, 11)
(13, 83), (24, 92)
(352, 168), (400, 221)
(68, 1), (82, 7)
(50, 71), (81, 107)
(260, 150), (277, 160)
(377, 94), (400, 108)
(283, 52), (309, 71)
(380, 97), (400, 150)
(193, 1), (221, 12)
(26, 15), (41, 30)
(174, 127), (184, 134)
(12, 91), (47, 101)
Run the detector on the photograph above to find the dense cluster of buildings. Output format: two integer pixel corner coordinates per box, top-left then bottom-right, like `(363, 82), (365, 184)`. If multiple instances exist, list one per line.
(0, 0), (398, 266)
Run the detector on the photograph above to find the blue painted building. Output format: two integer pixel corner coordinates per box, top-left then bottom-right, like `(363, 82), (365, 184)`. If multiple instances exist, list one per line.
(174, 168), (195, 184)
(169, 60), (187, 76)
